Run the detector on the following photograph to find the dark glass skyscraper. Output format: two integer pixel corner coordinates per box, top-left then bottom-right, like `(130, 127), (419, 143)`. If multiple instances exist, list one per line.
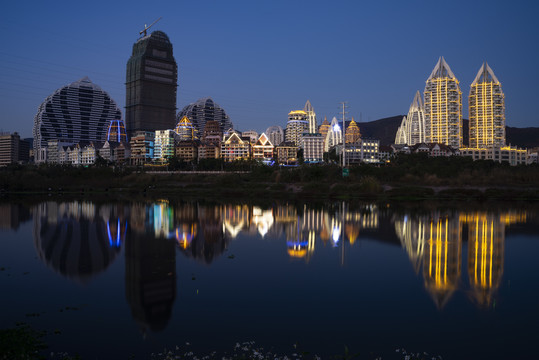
(126, 31), (178, 137)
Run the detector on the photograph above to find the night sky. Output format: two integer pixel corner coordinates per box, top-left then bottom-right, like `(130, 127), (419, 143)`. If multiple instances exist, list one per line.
(1, 0), (538, 138)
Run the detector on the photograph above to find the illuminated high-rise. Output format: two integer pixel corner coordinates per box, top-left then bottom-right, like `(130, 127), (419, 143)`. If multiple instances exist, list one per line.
(126, 31), (178, 137)
(469, 62), (505, 148)
(285, 110), (308, 146)
(304, 100), (317, 134)
(395, 91), (426, 145)
(324, 117), (342, 152)
(424, 57), (462, 148)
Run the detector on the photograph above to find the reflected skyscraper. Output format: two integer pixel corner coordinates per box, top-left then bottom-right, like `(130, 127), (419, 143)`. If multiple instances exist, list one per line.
(394, 215), (427, 274)
(423, 214), (461, 308)
(462, 212), (505, 308)
(125, 203), (176, 333)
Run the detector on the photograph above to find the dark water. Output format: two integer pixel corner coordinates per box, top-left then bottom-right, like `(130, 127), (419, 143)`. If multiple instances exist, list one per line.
(1, 200), (538, 359)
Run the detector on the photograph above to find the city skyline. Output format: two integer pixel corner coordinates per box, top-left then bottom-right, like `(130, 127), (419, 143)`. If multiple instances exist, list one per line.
(1, 0), (538, 138)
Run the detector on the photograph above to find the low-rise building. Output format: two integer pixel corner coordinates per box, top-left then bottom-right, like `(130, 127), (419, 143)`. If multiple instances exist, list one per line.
(252, 133), (274, 162)
(221, 133), (251, 162)
(301, 133), (324, 163)
(460, 146), (528, 166)
(154, 129), (176, 163)
(129, 131), (154, 166)
(344, 139), (380, 164)
(275, 141), (297, 165)
(176, 140), (199, 162)
(0, 132), (23, 166)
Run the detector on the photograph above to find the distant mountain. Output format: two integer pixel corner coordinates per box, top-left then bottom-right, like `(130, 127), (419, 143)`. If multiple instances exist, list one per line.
(506, 126), (539, 149)
(357, 115), (403, 145)
(357, 116), (539, 148)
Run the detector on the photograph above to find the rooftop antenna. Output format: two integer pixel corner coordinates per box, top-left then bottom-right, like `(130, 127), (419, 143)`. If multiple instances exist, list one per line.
(139, 17), (162, 37)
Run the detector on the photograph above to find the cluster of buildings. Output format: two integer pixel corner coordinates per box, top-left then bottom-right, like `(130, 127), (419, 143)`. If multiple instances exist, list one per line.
(3, 29), (381, 167)
(0, 28), (536, 167)
(394, 57), (534, 165)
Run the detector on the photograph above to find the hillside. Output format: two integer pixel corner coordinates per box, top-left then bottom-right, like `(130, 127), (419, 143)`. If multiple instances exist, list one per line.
(358, 116), (539, 148)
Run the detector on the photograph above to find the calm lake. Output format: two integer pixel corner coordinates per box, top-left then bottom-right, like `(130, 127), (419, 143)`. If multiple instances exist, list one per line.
(1, 199), (538, 359)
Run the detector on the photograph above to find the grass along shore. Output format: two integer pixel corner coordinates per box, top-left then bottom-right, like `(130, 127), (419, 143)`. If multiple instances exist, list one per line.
(1, 154), (539, 201)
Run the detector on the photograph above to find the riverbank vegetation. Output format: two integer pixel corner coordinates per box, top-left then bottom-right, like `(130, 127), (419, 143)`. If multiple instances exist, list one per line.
(1, 154), (538, 201)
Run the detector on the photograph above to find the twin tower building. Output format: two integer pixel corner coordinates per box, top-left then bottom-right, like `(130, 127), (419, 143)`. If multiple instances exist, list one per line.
(395, 57), (505, 149)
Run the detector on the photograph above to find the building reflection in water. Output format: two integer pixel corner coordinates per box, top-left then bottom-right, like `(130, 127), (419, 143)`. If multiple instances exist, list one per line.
(32, 201), (123, 283)
(125, 201), (176, 335)
(28, 199), (530, 319)
(395, 209), (527, 309)
(0, 203), (31, 230)
(423, 214), (461, 309)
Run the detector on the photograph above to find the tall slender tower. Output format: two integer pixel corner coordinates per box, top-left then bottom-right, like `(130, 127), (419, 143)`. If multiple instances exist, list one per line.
(405, 91), (426, 145)
(469, 62), (505, 148)
(303, 100), (317, 134)
(424, 57), (462, 148)
(126, 31), (178, 137)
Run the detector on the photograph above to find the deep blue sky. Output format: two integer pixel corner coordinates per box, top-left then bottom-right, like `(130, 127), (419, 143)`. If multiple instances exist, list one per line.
(1, 0), (538, 138)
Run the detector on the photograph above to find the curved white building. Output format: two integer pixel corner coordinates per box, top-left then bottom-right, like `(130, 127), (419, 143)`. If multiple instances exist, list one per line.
(395, 91), (426, 145)
(325, 117), (343, 152)
(33, 77), (122, 152)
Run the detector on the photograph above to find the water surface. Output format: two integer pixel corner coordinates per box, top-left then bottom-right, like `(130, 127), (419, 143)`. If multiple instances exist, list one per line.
(1, 200), (538, 359)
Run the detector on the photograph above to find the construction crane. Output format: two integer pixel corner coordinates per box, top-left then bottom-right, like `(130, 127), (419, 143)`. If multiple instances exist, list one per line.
(139, 17), (162, 37)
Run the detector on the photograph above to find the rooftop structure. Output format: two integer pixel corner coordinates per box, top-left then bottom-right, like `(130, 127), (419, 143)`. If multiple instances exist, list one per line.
(345, 118), (361, 144)
(125, 30), (178, 137)
(424, 57), (462, 149)
(107, 120), (128, 143)
(469, 62), (505, 148)
(175, 116), (197, 141)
